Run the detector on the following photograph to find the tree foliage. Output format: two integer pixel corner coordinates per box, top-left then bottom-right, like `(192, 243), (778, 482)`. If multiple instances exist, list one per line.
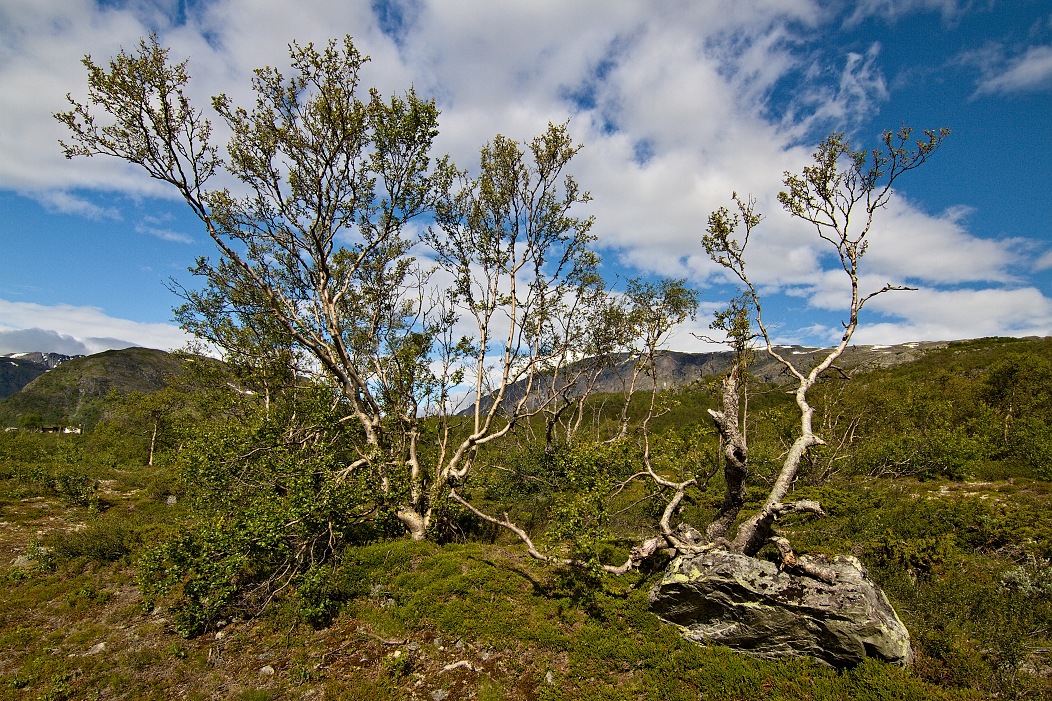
(470, 126), (949, 578)
(57, 35), (619, 544)
(60, 35), (988, 637)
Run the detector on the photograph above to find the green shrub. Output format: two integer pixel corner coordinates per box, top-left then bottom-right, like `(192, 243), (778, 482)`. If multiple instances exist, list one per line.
(52, 468), (98, 508)
(46, 520), (132, 562)
(137, 523), (247, 636)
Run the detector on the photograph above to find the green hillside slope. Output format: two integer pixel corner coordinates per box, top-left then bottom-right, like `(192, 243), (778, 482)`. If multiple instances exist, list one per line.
(0, 347), (186, 428)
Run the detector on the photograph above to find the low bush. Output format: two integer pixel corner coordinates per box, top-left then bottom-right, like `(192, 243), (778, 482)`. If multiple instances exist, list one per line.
(788, 479), (1052, 697)
(45, 519), (132, 563)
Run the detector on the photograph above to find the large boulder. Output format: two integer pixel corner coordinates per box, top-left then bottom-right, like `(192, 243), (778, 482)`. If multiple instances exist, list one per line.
(649, 547), (912, 668)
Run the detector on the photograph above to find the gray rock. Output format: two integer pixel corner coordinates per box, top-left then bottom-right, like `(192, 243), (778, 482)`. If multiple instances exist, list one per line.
(649, 547), (912, 668)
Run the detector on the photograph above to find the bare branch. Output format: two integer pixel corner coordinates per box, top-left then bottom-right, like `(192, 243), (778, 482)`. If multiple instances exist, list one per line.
(769, 536), (838, 584)
(449, 489), (666, 575)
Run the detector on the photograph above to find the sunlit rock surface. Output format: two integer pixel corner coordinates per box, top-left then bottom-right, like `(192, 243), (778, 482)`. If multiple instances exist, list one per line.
(649, 547), (912, 668)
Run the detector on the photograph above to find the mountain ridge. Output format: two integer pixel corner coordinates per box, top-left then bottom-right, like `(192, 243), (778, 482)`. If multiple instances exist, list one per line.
(0, 351), (81, 399)
(0, 347), (185, 427)
(3, 338), (1044, 427)
(462, 340), (958, 415)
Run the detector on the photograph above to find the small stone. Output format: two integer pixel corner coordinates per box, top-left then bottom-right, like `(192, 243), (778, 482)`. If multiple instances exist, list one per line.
(87, 642), (106, 655)
(431, 690), (448, 701)
(11, 555), (32, 568)
(545, 670), (554, 685)
(259, 665), (275, 676)
(407, 641), (421, 651)
(165, 495), (177, 506)
(433, 637), (443, 649)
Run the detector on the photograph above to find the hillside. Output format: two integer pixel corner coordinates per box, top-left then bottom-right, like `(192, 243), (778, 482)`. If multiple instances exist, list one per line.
(0, 336), (1049, 698)
(0, 347), (186, 428)
(598, 340), (950, 389)
(0, 338), (1031, 427)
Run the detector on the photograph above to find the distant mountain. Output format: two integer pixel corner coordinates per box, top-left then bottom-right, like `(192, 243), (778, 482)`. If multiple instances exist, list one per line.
(0, 348), (186, 428)
(2, 351), (79, 369)
(0, 352), (81, 399)
(463, 341), (954, 415)
(0, 339), (1016, 428)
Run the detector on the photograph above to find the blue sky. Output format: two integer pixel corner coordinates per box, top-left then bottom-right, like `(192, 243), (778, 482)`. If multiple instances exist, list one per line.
(0, 0), (1050, 354)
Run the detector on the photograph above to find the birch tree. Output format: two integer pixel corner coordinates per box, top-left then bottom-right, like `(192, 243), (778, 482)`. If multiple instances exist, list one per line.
(702, 128), (949, 570)
(458, 128), (949, 578)
(57, 35), (599, 541)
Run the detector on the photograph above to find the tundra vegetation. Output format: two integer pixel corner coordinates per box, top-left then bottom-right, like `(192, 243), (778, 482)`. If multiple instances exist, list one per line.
(0, 32), (1043, 700)
(2, 339), (1051, 699)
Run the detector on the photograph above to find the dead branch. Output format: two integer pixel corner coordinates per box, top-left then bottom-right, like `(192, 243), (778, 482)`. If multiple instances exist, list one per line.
(449, 489), (668, 575)
(441, 660), (478, 672)
(769, 536), (837, 584)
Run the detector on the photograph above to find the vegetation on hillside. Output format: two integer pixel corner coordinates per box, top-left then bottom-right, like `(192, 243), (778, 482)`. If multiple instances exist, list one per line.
(0, 337), (1050, 699)
(0, 348), (186, 430)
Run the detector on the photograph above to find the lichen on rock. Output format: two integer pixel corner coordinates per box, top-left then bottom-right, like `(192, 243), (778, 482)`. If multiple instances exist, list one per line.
(649, 547), (912, 668)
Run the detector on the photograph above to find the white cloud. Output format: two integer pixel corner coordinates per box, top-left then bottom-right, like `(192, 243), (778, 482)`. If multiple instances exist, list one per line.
(860, 199), (1024, 285)
(974, 44), (1052, 95)
(820, 43), (889, 122)
(0, 0), (1046, 350)
(0, 0), (163, 193)
(0, 328), (132, 356)
(855, 286), (1052, 343)
(30, 190), (122, 220)
(0, 299), (192, 353)
(136, 215), (195, 244)
(1035, 250), (1052, 272)
(844, 0), (974, 27)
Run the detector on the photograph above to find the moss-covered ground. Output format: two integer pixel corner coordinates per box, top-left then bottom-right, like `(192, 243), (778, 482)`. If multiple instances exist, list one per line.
(0, 464), (1042, 699)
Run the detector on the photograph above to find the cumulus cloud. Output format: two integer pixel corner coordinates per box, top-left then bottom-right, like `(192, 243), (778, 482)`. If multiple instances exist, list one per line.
(859, 200), (1025, 285)
(0, 299), (192, 353)
(973, 44), (1052, 95)
(0, 328), (135, 355)
(0, 0), (1046, 349)
(855, 286), (1052, 343)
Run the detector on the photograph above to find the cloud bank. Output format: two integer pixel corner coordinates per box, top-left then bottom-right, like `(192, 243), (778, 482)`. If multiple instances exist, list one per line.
(0, 0), (1049, 346)
(0, 299), (192, 354)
